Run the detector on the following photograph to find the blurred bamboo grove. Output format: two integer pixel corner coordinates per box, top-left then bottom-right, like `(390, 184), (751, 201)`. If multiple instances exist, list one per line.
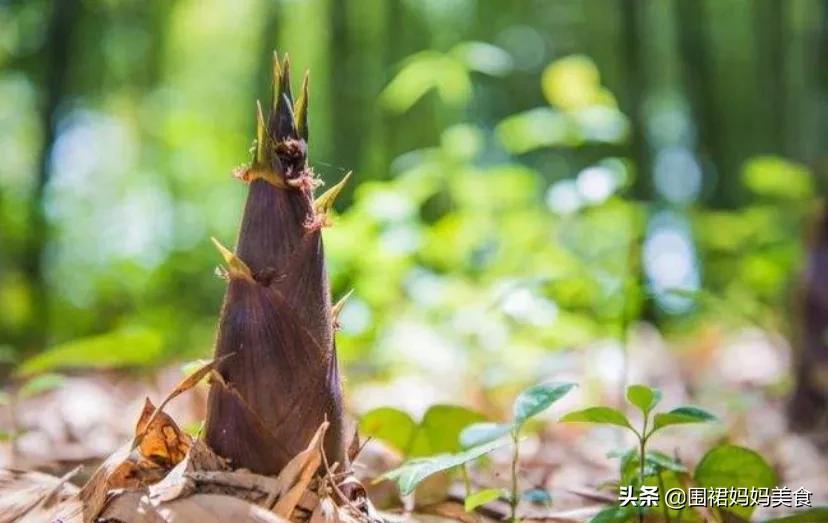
(0, 0), (827, 422)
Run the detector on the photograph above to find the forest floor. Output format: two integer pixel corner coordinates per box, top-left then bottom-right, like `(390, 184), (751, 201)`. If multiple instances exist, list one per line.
(1, 325), (826, 521)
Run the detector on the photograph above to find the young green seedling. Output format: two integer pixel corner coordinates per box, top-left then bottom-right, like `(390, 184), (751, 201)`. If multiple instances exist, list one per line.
(460, 381), (577, 522)
(379, 382), (575, 520)
(561, 384), (715, 523)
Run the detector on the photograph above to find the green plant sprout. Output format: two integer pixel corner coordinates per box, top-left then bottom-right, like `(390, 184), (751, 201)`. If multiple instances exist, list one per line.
(377, 382), (575, 521)
(460, 381), (576, 522)
(561, 385), (716, 522)
(561, 384), (715, 523)
(365, 384), (827, 523)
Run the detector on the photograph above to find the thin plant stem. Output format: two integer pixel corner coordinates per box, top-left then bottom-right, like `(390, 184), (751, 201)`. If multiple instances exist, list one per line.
(461, 464), (471, 498)
(638, 437), (646, 523)
(656, 469), (670, 523)
(510, 430), (520, 523)
(638, 414), (648, 523)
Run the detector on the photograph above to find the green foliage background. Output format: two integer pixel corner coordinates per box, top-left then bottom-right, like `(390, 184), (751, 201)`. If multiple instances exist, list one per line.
(0, 0), (825, 393)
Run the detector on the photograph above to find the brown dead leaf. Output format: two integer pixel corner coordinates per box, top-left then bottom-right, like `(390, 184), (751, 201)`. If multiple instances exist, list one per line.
(77, 442), (136, 522)
(78, 390), (200, 522)
(134, 356), (230, 451)
(102, 491), (289, 523)
(271, 421), (327, 518)
(137, 397), (191, 468)
(150, 438), (229, 503)
(149, 454), (197, 505)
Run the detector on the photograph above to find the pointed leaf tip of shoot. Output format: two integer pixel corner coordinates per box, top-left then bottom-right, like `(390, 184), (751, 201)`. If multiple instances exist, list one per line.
(279, 53), (293, 104)
(314, 171), (353, 216)
(272, 52), (282, 109)
(272, 51), (281, 76)
(255, 100), (268, 163)
(210, 237), (253, 281)
(210, 236), (233, 262)
(332, 289), (354, 324)
(294, 71), (309, 140)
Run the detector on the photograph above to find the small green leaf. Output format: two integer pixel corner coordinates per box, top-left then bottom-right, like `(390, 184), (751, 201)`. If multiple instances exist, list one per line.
(761, 507), (828, 523)
(409, 405), (486, 457)
(560, 407), (631, 429)
(645, 451), (687, 473)
(653, 406), (716, 431)
(359, 407), (417, 456)
(694, 444), (776, 521)
(616, 449), (688, 474)
(17, 327), (164, 376)
(459, 422), (513, 449)
(619, 451), (656, 485)
(626, 385), (661, 415)
(381, 438), (508, 496)
(464, 488), (503, 512)
(18, 373), (66, 399)
(512, 382), (577, 426)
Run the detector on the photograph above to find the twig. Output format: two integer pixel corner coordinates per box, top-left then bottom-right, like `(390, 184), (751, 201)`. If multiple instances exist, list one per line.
(319, 429), (365, 520)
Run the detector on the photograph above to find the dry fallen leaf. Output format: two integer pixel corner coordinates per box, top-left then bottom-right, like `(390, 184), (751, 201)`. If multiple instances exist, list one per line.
(102, 491), (289, 523)
(137, 397), (191, 468)
(134, 356), (229, 451)
(0, 362), (382, 523)
(272, 421), (327, 518)
(150, 437), (229, 503)
(77, 361), (216, 522)
(76, 442), (136, 521)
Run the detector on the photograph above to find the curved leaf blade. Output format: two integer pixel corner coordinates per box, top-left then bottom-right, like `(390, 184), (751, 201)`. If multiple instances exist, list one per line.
(653, 406), (716, 431)
(359, 407), (417, 456)
(381, 438), (508, 496)
(465, 488), (504, 512)
(626, 385), (661, 415)
(694, 444), (776, 521)
(560, 407), (632, 429)
(459, 422), (513, 449)
(513, 382), (577, 426)
(409, 405), (486, 457)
